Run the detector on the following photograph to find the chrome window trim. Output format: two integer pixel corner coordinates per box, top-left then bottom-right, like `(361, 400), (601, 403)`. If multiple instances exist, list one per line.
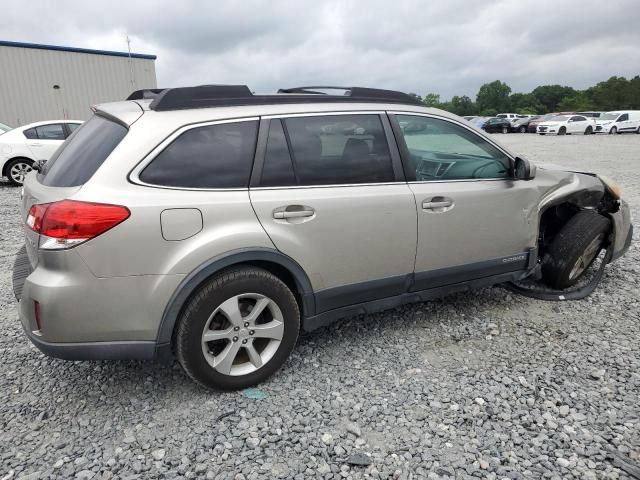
(128, 117), (260, 191)
(387, 110), (517, 184)
(262, 110), (385, 119)
(250, 181), (408, 191)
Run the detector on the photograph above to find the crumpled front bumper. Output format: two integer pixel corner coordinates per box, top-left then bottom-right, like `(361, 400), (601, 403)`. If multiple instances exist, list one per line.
(609, 199), (633, 262)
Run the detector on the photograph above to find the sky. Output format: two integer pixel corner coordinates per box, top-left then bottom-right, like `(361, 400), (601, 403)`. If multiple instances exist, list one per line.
(1, 0), (639, 100)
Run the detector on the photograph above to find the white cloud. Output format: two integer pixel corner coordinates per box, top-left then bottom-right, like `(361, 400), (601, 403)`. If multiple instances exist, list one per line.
(1, 0), (638, 99)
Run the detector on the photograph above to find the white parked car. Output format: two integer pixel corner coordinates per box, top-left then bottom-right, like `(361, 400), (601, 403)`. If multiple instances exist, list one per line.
(537, 114), (596, 136)
(0, 120), (82, 185)
(595, 111), (640, 134)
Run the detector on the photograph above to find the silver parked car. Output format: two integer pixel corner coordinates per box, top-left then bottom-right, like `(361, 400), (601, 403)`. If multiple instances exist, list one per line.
(14, 85), (633, 390)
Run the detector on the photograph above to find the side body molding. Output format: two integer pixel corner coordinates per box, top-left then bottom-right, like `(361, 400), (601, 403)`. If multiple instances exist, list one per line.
(155, 248), (315, 354)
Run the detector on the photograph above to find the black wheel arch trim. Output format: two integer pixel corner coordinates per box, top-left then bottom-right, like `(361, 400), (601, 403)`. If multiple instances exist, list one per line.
(3, 156), (34, 177)
(155, 248), (315, 350)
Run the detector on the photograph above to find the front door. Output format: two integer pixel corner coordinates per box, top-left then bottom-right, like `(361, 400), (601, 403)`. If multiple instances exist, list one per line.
(390, 113), (538, 291)
(250, 114), (417, 313)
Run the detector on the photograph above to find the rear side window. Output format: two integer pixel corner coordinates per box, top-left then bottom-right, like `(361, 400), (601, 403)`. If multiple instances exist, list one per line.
(36, 124), (65, 140)
(41, 116), (127, 187)
(140, 120), (258, 188)
(23, 128), (38, 139)
(283, 114), (394, 186)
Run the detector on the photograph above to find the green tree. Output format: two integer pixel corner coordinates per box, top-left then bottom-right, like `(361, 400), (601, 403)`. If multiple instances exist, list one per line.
(586, 76), (632, 111)
(423, 93), (442, 108)
(448, 95), (476, 116)
(509, 93), (544, 114)
(531, 85), (576, 113)
(476, 80), (512, 114)
(557, 91), (593, 112)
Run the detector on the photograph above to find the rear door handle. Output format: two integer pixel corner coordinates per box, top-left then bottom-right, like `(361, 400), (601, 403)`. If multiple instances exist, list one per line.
(273, 206), (315, 219)
(422, 197), (454, 210)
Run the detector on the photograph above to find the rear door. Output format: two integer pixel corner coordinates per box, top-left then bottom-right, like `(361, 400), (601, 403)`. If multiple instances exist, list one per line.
(569, 115), (587, 134)
(250, 113), (417, 313)
(389, 113), (538, 291)
(26, 123), (67, 160)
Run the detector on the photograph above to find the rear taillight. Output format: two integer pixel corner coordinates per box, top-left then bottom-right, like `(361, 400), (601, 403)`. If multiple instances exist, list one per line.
(27, 200), (130, 249)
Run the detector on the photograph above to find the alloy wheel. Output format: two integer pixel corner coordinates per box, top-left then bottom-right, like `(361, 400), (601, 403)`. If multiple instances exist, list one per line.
(201, 293), (284, 376)
(568, 233), (604, 281)
(9, 162), (32, 184)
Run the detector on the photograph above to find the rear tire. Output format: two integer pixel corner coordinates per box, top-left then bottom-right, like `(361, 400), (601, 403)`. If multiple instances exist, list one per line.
(519, 126), (527, 133)
(174, 266), (300, 390)
(541, 211), (611, 289)
(584, 126), (593, 135)
(6, 158), (33, 186)
(558, 127), (566, 136)
(501, 126), (508, 134)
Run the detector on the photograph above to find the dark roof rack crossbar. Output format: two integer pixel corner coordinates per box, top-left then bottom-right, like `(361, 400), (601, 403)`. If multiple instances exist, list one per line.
(126, 89), (167, 100)
(145, 84), (422, 111)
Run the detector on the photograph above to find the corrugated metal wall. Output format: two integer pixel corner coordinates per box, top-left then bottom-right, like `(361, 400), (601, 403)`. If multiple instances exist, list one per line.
(0, 46), (157, 126)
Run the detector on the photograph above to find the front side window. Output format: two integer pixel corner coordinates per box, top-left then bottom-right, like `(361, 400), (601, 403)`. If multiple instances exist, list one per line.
(140, 120), (258, 188)
(618, 114), (629, 122)
(394, 115), (510, 181)
(282, 114), (394, 186)
(35, 124), (65, 140)
(66, 123), (81, 135)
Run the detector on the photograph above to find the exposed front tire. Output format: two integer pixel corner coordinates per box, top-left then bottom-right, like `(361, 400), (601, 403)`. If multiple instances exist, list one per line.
(6, 158), (33, 186)
(519, 126), (527, 133)
(558, 127), (566, 136)
(542, 211), (611, 289)
(610, 127), (617, 135)
(501, 126), (508, 134)
(174, 266), (300, 390)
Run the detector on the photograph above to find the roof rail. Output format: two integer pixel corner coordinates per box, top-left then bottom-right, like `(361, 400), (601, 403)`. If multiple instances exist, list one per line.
(147, 84), (422, 111)
(126, 89), (167, 100)
(278, 86), (419, 104)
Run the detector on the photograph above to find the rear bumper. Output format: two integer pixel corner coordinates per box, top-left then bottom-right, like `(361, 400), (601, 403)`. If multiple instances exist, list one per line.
(13, 244), (183, 360)
(21, 324), (156, 360)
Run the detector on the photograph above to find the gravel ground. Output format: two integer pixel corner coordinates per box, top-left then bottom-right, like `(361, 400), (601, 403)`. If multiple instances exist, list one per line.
(1, 134), (638, 480)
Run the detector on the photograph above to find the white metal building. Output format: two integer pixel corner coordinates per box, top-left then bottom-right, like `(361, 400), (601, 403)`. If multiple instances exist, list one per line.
(0, 40), (157, 126)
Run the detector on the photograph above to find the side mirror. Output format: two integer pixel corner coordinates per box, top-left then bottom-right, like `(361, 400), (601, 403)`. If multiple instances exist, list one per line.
(514, 156), (536, 180)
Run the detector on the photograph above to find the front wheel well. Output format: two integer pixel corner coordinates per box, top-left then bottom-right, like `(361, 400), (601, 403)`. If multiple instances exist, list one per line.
(3, 157), (34, 177)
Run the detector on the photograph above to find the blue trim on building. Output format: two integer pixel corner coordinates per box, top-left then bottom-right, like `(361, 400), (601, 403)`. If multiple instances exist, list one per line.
(0, 40), (157, 60)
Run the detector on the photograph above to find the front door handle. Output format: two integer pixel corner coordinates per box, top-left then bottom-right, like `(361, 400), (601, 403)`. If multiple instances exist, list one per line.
(273, 206), (315, 219)
(29, 143), (43, 147)
(422, 197), (454, 211)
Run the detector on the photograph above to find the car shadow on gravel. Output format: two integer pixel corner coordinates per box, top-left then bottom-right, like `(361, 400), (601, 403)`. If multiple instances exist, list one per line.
(23, 287), (508, 399)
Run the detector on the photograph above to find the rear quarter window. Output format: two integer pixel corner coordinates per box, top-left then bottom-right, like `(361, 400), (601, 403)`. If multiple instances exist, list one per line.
(41, 116), (127, 187)
(139, 120), (258, 189)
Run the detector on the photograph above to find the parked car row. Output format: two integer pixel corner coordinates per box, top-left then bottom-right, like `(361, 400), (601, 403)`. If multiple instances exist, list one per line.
(464, 110), (640, 136)
(0, 120), (82, 185)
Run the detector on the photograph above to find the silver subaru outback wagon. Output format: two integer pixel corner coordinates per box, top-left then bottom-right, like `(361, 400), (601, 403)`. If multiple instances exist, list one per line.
(13, 85), (632, 390)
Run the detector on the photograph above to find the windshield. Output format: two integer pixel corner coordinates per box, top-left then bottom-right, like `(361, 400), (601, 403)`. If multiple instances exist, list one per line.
(600, 113), (619, 121)
(549, 115), (569, 122)
(0, 122), (12, 133)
